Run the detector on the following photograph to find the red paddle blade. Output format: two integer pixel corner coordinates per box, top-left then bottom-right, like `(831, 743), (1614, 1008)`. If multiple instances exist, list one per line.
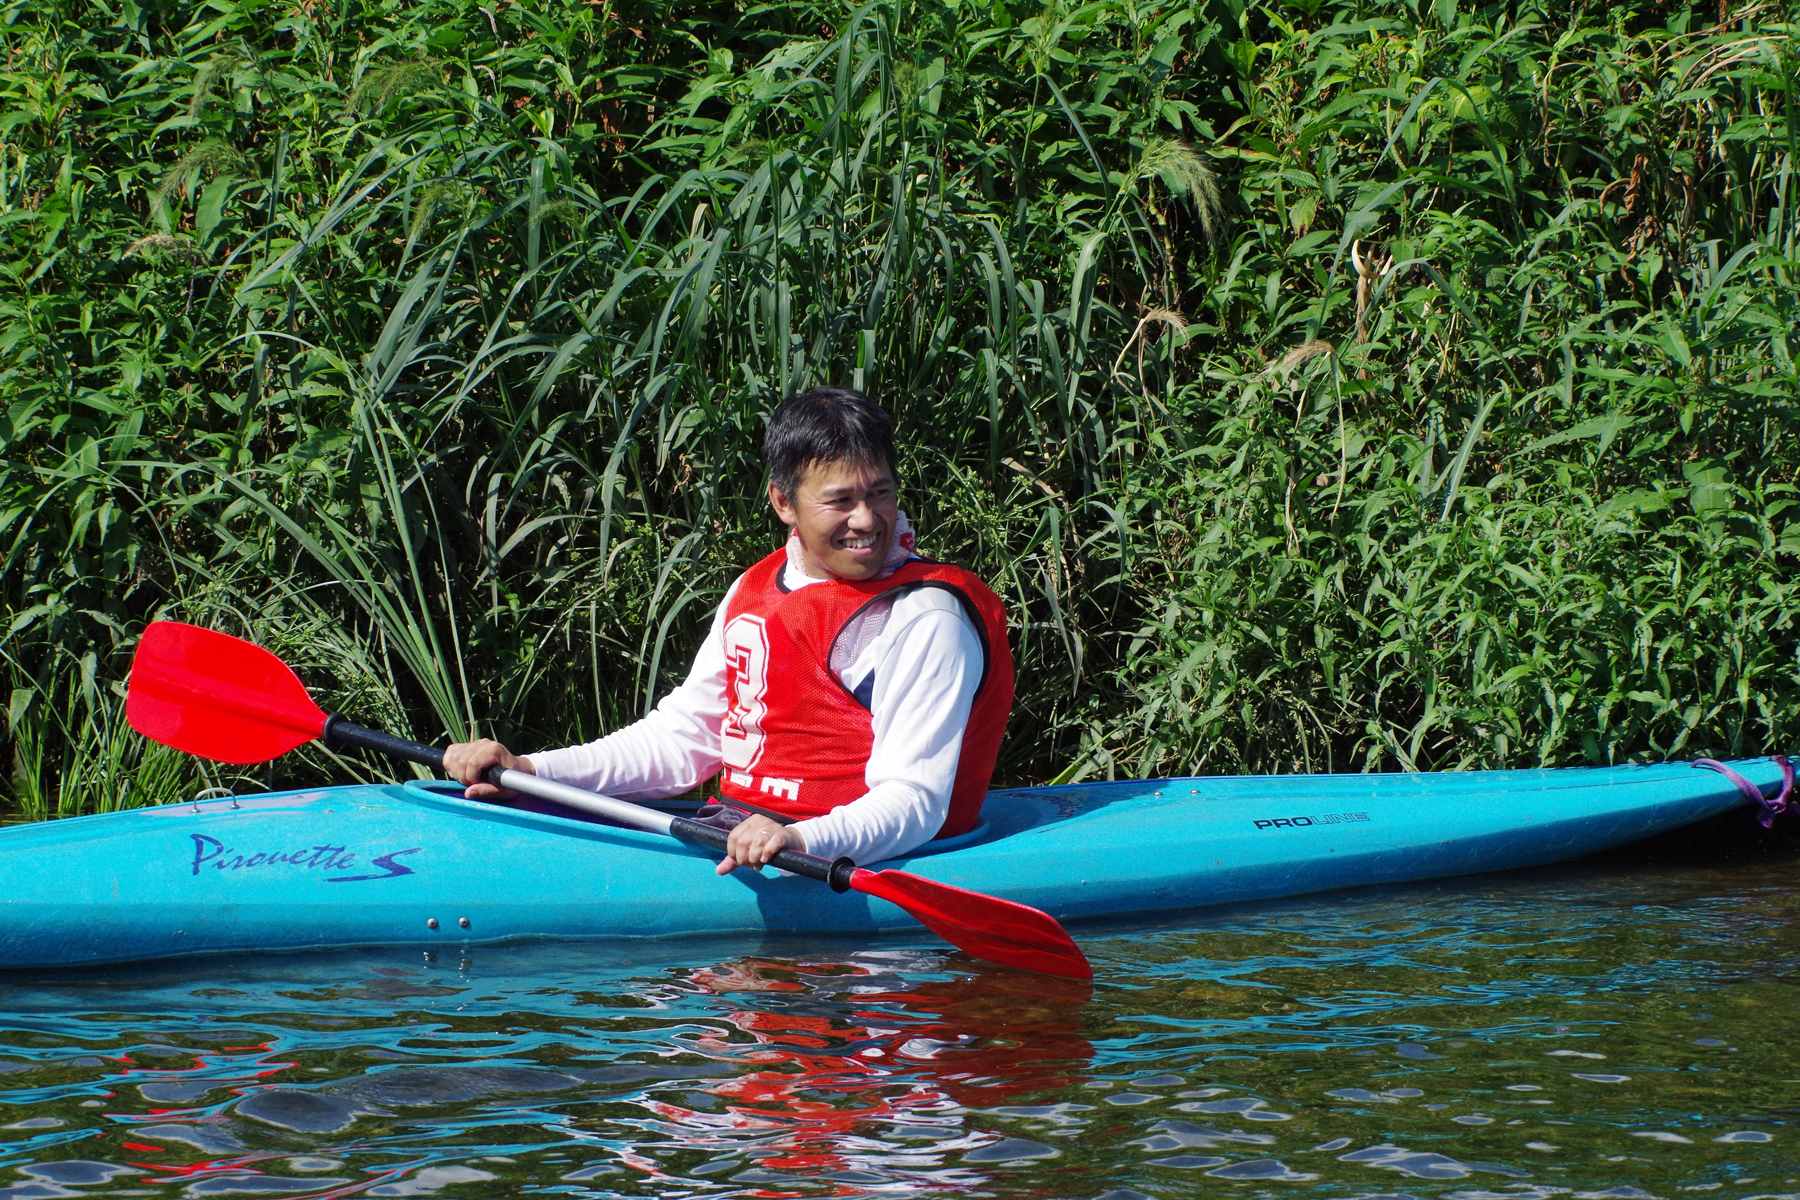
(127, 622), (328, 764)
(850, 868), (1092, 980)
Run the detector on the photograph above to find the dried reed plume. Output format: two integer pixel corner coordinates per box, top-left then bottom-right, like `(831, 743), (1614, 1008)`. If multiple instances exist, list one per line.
(154, 143), (249, 206)
(345, 59), (446, 115)
(530, 199), (582, 231)
(122, 233), (203, 262)
(1275, 338), (1335, 376)
(1126, 138), (1224, 244)
(1112, 307), (1190, 397)
(186, 52), (245, 121)
(410, 181), (471, 241)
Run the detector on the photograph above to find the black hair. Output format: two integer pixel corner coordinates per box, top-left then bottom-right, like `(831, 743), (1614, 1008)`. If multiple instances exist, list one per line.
(763, 387), (898, 501)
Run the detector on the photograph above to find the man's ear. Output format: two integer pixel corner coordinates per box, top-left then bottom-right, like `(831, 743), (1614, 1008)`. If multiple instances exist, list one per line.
(768, 480), (798, 527)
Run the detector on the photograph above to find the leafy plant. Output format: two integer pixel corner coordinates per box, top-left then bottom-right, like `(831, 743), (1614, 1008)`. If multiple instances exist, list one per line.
(0, 0), (1794, 817)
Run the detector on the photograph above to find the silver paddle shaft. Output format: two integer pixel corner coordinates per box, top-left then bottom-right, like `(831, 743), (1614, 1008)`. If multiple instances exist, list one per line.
(487, 767), (676, 836)
(322, 716), (679, 839)
(490, 764), (856, 891)
(320, 716), (848, 887)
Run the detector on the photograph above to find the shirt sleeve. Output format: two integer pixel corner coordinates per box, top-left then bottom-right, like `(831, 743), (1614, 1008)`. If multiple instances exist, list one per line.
(789, 588), (983, 864)
(524, 581), (737, 800)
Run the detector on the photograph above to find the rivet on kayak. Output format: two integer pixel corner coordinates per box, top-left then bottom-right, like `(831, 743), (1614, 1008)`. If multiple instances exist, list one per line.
(458, 917), (470, 928)
(427, 918), (438, 929)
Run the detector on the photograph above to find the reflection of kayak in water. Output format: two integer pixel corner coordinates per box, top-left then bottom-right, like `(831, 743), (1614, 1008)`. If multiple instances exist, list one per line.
(0, 758), (1788, 969)
(621, 957), (1093, 1182)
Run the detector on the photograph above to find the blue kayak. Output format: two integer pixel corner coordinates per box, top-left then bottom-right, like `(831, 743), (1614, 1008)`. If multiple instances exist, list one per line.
(0, 758), (1788, 969)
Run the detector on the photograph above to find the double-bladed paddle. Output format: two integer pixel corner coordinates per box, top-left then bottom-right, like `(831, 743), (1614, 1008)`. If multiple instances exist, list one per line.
(125, 621), (1092, 979)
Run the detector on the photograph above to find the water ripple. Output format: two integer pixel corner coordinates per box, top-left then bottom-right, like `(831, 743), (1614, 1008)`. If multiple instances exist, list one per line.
(0, 864), (1792, 1196)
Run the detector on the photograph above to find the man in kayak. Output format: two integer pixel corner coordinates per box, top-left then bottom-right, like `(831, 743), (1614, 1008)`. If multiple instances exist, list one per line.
(442, 386), (1014, 874)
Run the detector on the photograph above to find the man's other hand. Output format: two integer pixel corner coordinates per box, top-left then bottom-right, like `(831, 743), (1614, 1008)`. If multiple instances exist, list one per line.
(718, 814), (807, 875)
(442, 739), (535, 800)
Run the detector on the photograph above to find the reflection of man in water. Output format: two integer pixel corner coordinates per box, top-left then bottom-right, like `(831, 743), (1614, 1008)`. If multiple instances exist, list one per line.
(633, 958), (1092, 1178)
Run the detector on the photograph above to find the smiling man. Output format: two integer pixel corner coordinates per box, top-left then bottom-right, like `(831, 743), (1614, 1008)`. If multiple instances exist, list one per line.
(443, 387), (1014, 874)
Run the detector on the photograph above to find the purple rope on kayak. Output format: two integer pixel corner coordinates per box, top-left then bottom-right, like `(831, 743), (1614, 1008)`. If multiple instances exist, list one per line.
(1692, 755), (1794, 828)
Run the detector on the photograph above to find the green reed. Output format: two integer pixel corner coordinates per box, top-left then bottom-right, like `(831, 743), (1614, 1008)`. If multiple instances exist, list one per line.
(0, 0), (1795, 815)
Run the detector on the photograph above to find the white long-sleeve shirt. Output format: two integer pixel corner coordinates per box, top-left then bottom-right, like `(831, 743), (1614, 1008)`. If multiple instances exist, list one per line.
(527, 562), (984, 864)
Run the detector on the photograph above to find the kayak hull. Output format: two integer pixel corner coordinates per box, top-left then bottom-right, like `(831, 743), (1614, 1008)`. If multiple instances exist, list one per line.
(0, 759), (1785, 968)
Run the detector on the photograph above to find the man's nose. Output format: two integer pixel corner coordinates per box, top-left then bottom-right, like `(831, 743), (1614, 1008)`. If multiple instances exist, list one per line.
(846, 499), (878, 529)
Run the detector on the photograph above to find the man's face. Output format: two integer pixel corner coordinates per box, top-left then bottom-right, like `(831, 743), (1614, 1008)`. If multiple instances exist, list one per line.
(768, 457), (898, 581)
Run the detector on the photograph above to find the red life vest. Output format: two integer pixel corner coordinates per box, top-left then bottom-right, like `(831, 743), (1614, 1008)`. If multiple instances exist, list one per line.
(716, 547), (1014, 838)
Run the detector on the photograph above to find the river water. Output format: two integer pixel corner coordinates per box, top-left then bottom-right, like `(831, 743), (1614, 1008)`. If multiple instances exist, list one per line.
(0, 842), (1794, 1199)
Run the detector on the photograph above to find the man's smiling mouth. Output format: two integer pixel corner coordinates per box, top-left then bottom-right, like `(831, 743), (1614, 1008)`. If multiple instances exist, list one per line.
(839, 534), (879, 549)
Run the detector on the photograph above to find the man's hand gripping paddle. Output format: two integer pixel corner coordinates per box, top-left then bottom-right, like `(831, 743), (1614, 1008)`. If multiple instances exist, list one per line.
(126, 621), (1092, 980)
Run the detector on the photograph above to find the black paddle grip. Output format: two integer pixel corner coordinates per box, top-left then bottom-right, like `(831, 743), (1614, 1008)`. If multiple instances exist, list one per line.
(668, 817), (858, 892)
(321, 716), (446, 773)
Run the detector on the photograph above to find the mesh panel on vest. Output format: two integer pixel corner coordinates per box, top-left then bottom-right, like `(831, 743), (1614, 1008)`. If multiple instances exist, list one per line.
(828, 593), (898, 679)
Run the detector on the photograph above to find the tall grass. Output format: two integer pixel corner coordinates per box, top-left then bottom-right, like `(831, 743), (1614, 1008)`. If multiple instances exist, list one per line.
(0, 0), (1795, 816)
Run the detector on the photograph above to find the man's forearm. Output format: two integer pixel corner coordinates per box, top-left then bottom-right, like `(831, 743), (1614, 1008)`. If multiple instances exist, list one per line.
(791, 779), (946, 864)
(527, 714), (721, 800)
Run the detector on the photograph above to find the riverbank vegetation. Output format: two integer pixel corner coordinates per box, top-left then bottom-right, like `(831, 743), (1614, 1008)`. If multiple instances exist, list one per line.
(2, 0), (1796, 816)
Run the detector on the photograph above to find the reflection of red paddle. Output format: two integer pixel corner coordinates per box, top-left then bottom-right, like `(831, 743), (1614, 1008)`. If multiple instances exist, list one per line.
(125, 621), (1092, 979)
(685, 955), (1093, 1172)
